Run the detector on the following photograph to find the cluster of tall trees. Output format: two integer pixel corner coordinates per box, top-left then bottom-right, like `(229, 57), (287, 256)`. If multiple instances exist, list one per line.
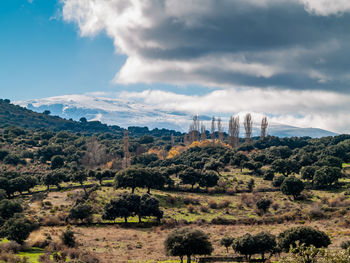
(186, 113), (268, 147)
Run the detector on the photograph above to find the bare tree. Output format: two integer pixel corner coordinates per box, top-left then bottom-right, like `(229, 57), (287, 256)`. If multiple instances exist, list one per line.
(261, 117), (268, 139)
(217, 117), (223, 142)
(81, 137), (108, 168)
(123, 130), (130, 169)
(211, 116), (216, 145)
(233, 116), (240, 147)
(228, 116), (234, 147)
(200, 122), (206, 141)
(184, 134), (190, 145)
(244, 113), (253, 143)
(188, 115), (200, 143)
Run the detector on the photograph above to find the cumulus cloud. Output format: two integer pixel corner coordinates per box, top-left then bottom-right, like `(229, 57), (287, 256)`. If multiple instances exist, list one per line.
(62, 0), (350, 92)
(119, 88), (350, 133)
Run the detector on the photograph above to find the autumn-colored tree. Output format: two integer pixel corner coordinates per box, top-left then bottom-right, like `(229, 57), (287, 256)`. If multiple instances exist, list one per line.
(244, 113), (253, 143)
(261, 117), (268, 139)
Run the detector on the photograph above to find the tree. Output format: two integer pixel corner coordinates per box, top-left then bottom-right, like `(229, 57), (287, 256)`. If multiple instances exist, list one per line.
(204, 159), (224, 176)
(179, 168), (202, 189)
(244, 113), (253, 144)
(0, 199), (22, 219)
(272, 158), (300, 176)
(139, 194), (163, 223)
(221, 236), (234, 253)
(69, 203), (93, 223)
(61, 228), (76, 247)
(313, 166), (342, 189)
(0, 215), (37, 244)
(278, 226), (331, 252)
(261, 117), (268, 140)
(144, 168), (166, 194)
(102, 193), (140, 223)
(233, 232), (277, 261)
(280, 176), (304, 199)
(233, 233), (256, 261)
(316, 156), (343, 169)
(165, 228), (213, 263)
(115, 167), (145, 193)
(199, 171), (219, 189)
(301, 166), (317, 182)
(254, 232), (276, 260)
(41, 170), (66, 191)
(51, 155), (65, 169)
(71, 170), (88, 195)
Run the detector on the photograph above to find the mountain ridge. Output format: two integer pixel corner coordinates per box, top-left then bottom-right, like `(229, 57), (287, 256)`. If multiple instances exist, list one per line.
(15, 95), (338, 138)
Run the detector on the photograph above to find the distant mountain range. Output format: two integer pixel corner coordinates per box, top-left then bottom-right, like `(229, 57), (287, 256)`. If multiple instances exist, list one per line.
(15, 95), (338, 138)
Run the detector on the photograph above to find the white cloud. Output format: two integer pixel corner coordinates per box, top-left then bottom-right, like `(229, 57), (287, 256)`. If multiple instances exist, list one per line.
(300, 0), (350, 16)
(61, 0), (350, 92)
(120, 88), (350, 133)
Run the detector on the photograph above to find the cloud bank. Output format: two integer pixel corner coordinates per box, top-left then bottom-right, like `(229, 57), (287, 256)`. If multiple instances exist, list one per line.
(60, 0), (350, 133)
(119, 88), (350, 133)
(62, 0), (350, 92)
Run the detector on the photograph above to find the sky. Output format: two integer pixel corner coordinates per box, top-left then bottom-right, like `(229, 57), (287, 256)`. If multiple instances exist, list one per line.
(1, 0), (350, 133)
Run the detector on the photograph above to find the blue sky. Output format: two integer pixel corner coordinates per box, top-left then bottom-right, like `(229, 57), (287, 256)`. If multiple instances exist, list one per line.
(2, 0), (350, 133)
(0, 0), (208, 100)
(0, 0), (129, 100)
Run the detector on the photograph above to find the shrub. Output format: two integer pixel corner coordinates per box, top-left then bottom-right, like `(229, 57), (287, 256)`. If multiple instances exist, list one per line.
(61, 228), (76, 248)
(272, 175), (285, 187)
(341, 240), (350, 250)
(263, 169), (275, 181)
(256, 198), (272, 213)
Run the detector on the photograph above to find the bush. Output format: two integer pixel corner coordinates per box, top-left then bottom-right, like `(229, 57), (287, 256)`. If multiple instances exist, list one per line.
(61, 228), (76, 248)
(341, 240), (350, 250)
(256, 198), (271, 213)
(263, 169), (275, 181)
(272, 175), (285, 187)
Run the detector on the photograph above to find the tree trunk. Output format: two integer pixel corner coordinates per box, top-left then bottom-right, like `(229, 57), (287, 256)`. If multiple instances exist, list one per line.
(138, 215), (142, 223)
(180, 256), (183, 263)
(47, 185), (50, 191)
(124, 217), (128, 224)
(147, 187), (151, 194)
(132, 187), (135, 193)
(187, 255), (191, 263)
(99, 178), (102, 186)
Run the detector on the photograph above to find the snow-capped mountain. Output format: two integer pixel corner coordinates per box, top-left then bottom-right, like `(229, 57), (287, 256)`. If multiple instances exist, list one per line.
(15, 94), (338, 138)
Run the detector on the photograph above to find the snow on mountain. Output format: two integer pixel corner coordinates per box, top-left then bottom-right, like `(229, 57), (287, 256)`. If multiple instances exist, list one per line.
(15, 94), (338, 138)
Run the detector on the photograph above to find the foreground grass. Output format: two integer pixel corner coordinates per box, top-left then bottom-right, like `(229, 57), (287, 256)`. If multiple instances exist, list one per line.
(18, 248), (44, 263)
